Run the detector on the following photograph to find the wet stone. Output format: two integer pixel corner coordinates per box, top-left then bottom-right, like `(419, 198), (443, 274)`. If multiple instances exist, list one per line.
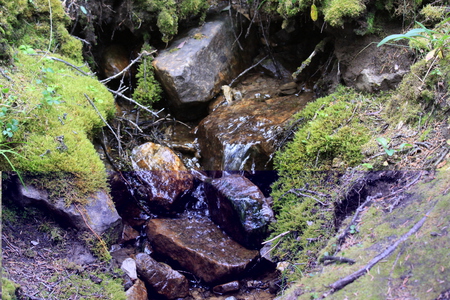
(205, 174), (274, 249)
(135, 253), (189, 299)
(146, 217), (259, 283)
(130, 142), (194, 213)
(213, 281), (240, 294)
(125, 278), (148, 300)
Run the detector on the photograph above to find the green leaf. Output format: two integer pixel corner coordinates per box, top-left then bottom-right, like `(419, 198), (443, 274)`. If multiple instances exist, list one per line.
(377, 28), (428, 47)
(80, 5), (88, 15)
(385, 148), (395, 156)
(310, 4), (318, 22)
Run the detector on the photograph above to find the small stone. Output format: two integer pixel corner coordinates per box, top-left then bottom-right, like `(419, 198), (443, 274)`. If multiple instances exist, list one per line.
(213, 281), (240, 294)
(89, 274), (103, 284)
(121, 258), (137, 280)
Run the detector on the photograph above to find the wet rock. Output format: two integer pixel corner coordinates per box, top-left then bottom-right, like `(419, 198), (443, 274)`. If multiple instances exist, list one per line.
(213, 281), (240, 294)
(196, 90), (313, 171)
(125, 278), (148, 300)
(121, 224), (140, 243)
(130, 142), (194, 213)
(121, 258), (137, 281)
(205, 174), (274, 249)
(146, 217), (259, 283)
(153, 15), (256, 120)
(102, 44), (130, 78)
(135, 253), (189, 299)
(259, 58), (292, 79)
(14, 183), (122, 238)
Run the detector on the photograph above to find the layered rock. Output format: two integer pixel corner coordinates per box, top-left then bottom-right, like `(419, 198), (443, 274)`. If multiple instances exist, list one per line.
(135, 253), (189, 299)
(205, 174), (274, 249)
(146, 217), (259, 283)
(152, 15), (256, 120)
(130, 142), (194, 213)
(197, 88), (313, 171)
(14, 182), (122, 237)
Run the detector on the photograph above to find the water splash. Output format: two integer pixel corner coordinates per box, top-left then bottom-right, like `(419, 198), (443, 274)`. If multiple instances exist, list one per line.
(223, 142), (259, 171)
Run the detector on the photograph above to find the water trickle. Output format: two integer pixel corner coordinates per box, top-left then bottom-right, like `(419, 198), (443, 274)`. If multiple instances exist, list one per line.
(223, 142), (260, 171)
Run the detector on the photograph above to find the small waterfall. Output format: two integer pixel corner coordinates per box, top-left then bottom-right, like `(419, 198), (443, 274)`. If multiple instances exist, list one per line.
(223, 142), (259, 171)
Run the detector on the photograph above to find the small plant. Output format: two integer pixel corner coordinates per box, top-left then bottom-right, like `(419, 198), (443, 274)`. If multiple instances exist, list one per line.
(349, 224), (358, 234)
(42, 86), (61, 105)
(376, 137), (412, 156)
(18, 44), (36, 55)
(378, 17), (450, 61)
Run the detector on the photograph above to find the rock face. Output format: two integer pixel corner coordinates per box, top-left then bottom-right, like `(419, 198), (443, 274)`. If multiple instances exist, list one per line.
(14, 182), (122, 237)
(197, 85), (313, 171)
(130, 142), (194, 212)
(146, 217), (259, 283)
(135, 253), (189, 299)
(152, 15), (256, 120)
(205, 174), (274, 249)
(333, 33), (413, 93)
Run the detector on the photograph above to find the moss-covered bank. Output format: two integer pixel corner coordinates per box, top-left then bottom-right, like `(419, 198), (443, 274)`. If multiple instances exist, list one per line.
(0, 0), (116, 202)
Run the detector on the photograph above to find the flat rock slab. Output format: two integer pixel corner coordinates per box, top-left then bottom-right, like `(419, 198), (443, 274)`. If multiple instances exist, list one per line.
(146, 217), (259, 283)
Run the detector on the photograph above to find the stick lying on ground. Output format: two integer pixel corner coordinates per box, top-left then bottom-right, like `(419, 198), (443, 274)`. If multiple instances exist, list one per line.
(321, 207), (433, 298)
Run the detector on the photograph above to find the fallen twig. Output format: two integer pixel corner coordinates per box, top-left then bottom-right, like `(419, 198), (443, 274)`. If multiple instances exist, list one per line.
(335, 193), (380, 254)
(0, 67), (12, 80)
(321, 208), (433, 298)
(281, 187), (330, 206)
(84, 93), (123, 156)
(107, 88), (162, 117)
(319, 255), (356, 265)
(292, 37), (331, 79)
(229, 55), (268, 87)
(100, 50), (157, 83)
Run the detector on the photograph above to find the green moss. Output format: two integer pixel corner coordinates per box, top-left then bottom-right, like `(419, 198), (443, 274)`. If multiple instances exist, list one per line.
(157, 9), (179, 44)
(2, 277), (19, 300)
(0, 51), (115, 204)
(323, 0), (366, 27)
(46, 271), (126, 299)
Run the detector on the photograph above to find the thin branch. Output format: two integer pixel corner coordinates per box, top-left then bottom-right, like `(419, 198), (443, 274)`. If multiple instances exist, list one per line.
(281, 188), (330, 206)
(292, 38), (331, 79)
(229, 55), (268, 87)
(319, 255), (356, 265)
(322, 208), (433, 298)
(0, 68), (12, 80)
(100, 50), (157, 83)
(262, 230), (291, 245)
(84, 93), (122, 156)
(107, 88), (162, 117)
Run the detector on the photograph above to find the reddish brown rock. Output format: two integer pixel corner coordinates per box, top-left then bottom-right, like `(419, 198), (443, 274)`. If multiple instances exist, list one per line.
(135, 253), (189, 299)
(121, 224), (140, 243)
(125, 278), (148, 300)
(146, 217), (259, 283)
(130, 142), (194, 212)
(196, 91), (313, 171)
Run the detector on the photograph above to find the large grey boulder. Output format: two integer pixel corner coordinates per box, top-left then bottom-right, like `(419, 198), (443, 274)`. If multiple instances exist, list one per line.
(14, 182), (122, 238)
(204, 174), (274, 249)
(152, 14), (256, 120)
(146, 217), (259, 283)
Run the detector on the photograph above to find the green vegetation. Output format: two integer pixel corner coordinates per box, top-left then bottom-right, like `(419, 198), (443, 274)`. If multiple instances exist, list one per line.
(134, 0), (208, 43)
(268, 87), (373, 275)
(132, 44), (163, 107)
(270, 6), (450, 296)
(0, 0), (116, 203)
(2, 277), (19, 300)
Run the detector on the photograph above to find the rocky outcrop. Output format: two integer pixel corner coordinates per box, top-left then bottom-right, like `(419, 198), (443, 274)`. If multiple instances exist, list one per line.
(152, 15), (256, 120)
(146, 217), (259, 283)
(197, 84), (313, 171)
(130, 142), (194, 213)
(135, 253), (189, 299)
(205, 174), (274, 249)
(102, 44), (130, 78)
(13, 182), (122, 238)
